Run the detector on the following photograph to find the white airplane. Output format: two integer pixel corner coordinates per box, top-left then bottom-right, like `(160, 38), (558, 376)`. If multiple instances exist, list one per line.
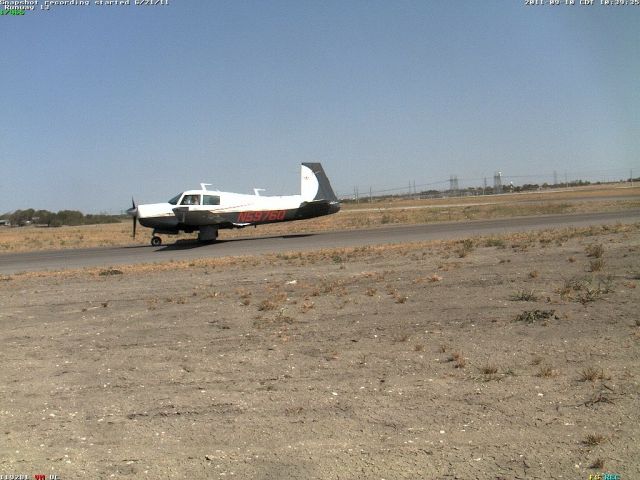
(126, 163), (341, 246)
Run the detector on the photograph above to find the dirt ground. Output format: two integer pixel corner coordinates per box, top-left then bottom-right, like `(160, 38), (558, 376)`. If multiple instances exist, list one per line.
(0, 224), (638, 479)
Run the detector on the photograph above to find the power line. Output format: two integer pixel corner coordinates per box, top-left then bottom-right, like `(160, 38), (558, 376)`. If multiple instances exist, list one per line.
(337, 166), (639, 198)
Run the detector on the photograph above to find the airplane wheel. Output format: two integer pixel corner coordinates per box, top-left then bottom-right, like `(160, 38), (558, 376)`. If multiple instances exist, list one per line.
(151, 236), (162, 246)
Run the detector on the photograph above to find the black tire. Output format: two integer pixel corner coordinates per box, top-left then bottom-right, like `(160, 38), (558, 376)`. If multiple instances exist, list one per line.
(151, 236), (162, 246)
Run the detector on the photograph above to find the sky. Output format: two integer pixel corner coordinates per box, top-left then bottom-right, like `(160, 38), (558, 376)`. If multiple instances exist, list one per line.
(1, 0), (638, 213)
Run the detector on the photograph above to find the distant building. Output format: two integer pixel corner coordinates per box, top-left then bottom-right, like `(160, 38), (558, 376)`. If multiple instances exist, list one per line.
(0, 219), (9, 226)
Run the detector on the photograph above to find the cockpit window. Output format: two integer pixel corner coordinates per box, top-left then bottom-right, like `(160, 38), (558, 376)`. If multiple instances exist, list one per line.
(168, 193), (182, 205)
(181, 194), (200, 205)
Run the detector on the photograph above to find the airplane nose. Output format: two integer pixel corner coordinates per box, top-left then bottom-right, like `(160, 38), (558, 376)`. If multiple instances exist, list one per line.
(126, 197), (138, 217)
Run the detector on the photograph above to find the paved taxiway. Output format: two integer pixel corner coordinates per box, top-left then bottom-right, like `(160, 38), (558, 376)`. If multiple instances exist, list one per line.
(1, 210), (638, 275)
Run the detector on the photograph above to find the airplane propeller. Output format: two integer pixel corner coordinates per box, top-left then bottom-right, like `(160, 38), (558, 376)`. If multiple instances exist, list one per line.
(126, 197), (138, 238)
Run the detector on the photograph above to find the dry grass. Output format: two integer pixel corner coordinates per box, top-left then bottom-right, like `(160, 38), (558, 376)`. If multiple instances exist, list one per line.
(455, 239), (475, 258)
(257, 297), (283, 311)
(479, 364), (499, 375)
(514, 309), (555, 324)
(483, 237), (506, 248)
(448, 351), (466, 369)
(346, 183), (639, 210)
(1, 185), (637, 253)
(578, 367), (607, 382)
(300, 299), (315, 313)
(510, 289), (538, 301)
(585, 243), (605, 258)
(98, 268), (123, 276)
(582, 434), (606, 447)
(536, 365), (555, 378)
(558, 276), (614, 304)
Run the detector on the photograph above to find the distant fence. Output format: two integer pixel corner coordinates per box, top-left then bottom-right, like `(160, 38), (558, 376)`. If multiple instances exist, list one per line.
(340, 168), (638, 202)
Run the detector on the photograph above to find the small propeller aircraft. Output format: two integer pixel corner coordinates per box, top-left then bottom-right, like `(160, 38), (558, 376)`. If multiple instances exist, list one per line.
(126, 163), (341, 246)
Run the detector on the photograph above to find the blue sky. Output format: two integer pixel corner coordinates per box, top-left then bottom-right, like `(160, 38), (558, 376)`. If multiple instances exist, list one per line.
(2, 1), (638, 213)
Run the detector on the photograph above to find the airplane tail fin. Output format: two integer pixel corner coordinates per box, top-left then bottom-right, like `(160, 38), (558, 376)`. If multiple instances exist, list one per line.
(301, 163), (339, 203)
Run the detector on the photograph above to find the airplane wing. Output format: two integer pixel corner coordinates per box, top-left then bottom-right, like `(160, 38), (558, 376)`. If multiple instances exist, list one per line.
(172, 206), (229, 226)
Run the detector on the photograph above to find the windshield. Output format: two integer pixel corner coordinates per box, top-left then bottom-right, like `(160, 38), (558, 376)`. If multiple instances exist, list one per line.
(167, 193), (182, 205)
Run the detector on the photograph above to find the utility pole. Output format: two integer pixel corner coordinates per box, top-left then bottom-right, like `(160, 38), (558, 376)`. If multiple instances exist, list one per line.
(369, 186), (372, 203)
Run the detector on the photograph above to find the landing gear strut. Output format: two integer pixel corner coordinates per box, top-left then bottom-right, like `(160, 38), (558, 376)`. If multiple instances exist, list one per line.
(151, 236), (162, 247)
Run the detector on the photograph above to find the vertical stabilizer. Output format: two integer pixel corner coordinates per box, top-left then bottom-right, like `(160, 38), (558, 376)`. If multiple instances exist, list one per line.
(301, 163), (338, 202)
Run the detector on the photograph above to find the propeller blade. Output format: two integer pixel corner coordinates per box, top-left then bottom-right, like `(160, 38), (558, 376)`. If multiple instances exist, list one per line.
(126, 197), (138, 238)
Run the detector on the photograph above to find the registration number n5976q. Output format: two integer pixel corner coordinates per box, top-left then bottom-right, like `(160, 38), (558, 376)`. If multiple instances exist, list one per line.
(237, 210), (286, 223)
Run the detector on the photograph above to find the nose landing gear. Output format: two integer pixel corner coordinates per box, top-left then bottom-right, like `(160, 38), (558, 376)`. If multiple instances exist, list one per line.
(151, 236), (162, 246)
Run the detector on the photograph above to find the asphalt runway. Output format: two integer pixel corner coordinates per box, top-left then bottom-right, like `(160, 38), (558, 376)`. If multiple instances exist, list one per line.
(1, 210), (638, 275)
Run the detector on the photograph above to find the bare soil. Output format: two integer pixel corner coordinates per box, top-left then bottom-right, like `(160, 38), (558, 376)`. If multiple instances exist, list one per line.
(1, 226), (638, 479)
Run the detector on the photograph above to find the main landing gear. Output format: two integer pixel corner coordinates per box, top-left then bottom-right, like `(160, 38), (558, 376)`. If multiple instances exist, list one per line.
(149, 227), (218, 246)
(197, 226), (218, 243)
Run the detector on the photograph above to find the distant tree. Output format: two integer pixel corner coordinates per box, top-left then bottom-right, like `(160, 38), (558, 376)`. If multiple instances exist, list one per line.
(55, 210), (84, 226)
(8, 210), (21, 225)
(85, 214), (120, 224)
(9, 209), (35, 226)
(33, 209), (53, 226)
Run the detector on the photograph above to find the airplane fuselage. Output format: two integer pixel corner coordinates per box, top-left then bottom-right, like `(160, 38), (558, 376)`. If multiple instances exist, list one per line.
(129, 163), (341, 244)
(138, 192), (339, 233)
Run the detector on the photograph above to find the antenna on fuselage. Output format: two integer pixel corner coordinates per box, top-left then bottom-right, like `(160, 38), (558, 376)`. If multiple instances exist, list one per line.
(253, 188), (265, 196)
(200, 183), (212, 191)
